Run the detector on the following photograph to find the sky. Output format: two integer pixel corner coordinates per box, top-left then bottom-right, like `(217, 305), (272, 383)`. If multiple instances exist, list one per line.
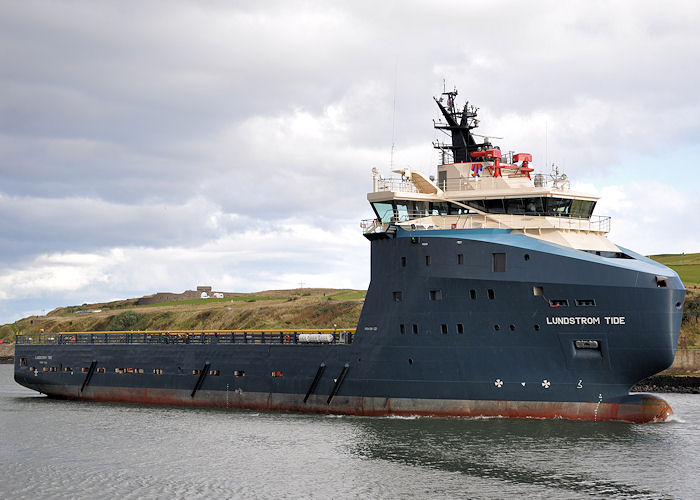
(1, 0), (699, 324)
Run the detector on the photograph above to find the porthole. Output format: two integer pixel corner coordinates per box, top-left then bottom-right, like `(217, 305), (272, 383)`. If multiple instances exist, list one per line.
(494, 324), (500, 331)
(524, 254), (530, 261)
(509, 324), (515, 331)
(534, 324), (541, 331)
(408, 358), (414, 365)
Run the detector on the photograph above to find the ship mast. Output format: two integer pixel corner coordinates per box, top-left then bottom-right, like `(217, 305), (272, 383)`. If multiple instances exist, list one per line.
(433, 89), (491, 164)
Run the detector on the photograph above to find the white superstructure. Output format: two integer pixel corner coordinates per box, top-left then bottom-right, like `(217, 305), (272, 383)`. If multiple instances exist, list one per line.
(363, 91), (619, 254)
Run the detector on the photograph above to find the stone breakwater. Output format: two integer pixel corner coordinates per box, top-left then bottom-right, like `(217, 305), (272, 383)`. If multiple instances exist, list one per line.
(0, 343), (13, 364)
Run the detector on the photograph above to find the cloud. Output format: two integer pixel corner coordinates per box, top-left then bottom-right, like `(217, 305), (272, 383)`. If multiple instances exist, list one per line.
(596, 181), (700, 255)
(0, 220), (368, 317)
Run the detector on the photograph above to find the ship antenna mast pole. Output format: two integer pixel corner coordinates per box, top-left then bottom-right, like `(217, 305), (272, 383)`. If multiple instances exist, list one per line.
(390, 62), (398, 169)
(545, 120), (548, 171)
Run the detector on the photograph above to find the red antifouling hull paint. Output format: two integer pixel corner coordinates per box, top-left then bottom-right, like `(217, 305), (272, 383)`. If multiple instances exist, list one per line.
(32, 384), (673, 424)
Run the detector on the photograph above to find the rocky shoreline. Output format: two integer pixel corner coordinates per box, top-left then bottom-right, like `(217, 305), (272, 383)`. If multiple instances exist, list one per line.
(631, 375), (700, 394)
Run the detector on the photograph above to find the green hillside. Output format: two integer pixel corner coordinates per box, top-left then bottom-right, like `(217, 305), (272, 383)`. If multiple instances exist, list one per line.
(650, 252), (700, 284)
(0, 288), (366, 341)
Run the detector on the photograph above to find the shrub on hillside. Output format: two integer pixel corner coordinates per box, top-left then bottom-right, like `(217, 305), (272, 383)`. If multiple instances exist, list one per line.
(0, 324), (14, 341)
(682, 292), (700, 324)
(106, 311), (140, 331)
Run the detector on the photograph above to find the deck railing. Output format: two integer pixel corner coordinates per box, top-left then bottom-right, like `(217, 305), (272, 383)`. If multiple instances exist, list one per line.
(362, 213), (610, 234)
(16, 329), (355, 346)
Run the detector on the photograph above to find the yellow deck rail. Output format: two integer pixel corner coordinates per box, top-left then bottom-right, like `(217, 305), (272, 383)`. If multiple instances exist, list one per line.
(16, 329), (356, 346)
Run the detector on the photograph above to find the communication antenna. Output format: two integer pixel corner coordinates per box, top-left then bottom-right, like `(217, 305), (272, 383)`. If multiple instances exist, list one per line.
(390, 61), (398, 168)
(545, 121), (548, 173)
(472, 133), (504, 140)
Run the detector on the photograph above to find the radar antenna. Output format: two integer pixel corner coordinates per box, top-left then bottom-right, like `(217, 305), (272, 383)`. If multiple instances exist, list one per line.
(432, 89), (500, 164)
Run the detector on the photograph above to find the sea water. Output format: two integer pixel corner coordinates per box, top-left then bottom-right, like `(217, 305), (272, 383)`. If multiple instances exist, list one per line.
(0, 365), (697, 499)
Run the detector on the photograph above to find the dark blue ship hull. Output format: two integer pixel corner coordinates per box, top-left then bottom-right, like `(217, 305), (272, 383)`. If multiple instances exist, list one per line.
(14, 228), (684, 422)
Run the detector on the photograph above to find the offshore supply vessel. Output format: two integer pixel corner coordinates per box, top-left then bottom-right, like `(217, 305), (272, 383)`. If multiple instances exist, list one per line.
(14, 90), (685, 423)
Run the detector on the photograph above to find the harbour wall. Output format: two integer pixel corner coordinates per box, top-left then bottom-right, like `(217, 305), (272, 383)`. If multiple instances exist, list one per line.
(0, 342), (13, 363)
(665, 348), (700, 374)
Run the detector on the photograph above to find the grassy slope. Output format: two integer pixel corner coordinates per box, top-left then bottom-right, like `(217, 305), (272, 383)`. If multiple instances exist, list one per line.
(0, 289), (366, 340)
(650, 253), (700, 284)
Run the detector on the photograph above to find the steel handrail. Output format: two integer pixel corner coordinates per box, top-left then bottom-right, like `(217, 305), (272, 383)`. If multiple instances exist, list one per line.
(16, 328), (356, 345)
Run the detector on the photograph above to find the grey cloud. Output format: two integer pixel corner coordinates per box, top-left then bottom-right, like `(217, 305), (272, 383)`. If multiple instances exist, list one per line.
(0, 194), (239, 263)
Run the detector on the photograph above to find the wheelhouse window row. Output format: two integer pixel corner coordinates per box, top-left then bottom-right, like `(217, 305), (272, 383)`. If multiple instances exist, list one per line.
(371, 197), (596, 223)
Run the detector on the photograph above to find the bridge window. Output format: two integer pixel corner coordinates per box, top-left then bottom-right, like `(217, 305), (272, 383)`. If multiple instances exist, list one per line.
(462, 197), (595, 217)
(429, 289), (442, 301)
(484, 199), (505, 214)
(395, 201), (410, 221)
(570, 199), (595, 217)
(393, 291), (403, 302)
(432, 202), (450, 215)
(372, 202), (394, 223)
(546, 197), (571, 215)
